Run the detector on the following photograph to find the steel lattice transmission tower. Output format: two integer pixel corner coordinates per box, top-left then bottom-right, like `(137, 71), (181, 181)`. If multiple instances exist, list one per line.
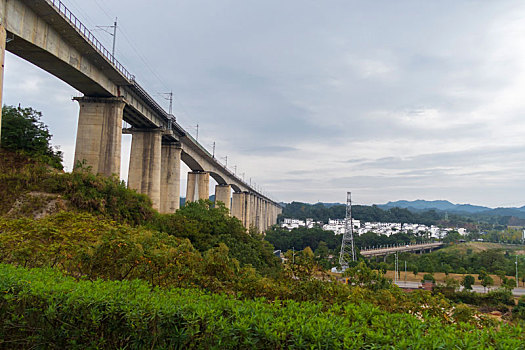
(338, 192), (355, 269)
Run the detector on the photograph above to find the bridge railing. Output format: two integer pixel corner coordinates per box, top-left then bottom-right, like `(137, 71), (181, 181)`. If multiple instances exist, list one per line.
(47, 0), (135, 82)
(360, 242), (443, 252)
(45, 0), (280, 206)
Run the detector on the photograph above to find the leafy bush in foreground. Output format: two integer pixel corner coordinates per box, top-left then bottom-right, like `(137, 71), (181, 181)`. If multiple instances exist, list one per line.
(1, 264), (523, 349)
(0, 212), (470, 319)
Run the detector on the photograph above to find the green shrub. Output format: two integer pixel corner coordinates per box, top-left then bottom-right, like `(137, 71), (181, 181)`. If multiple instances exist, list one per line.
(1, 264), (524, 349)
(421, 273), (435, 283)
(514, 295), (525, 320)
(149, 200), (281, 276)
(1, 105), (63, 170)
(42, 169), (154, 225)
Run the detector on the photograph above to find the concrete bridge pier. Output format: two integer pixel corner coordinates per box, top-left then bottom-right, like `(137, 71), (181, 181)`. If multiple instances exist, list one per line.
(73, 97), (125, 176)
(249, 193), (257, 228)
(262, 200), (268, 232)
(266, 201), (273, 230)
(231, 192), (245, 223)
(160, 142), (182, 214)
(215, 184), (231, 211)
(244, 192), (253, 228)
(256, 196), (261, 229)
(186, 171), (210, 203)
(0, 24), (5, 143)
(128, 129), (163, 210)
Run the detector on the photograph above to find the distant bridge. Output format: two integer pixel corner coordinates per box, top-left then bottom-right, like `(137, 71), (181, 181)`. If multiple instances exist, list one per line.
(0, 0), (282, 231)
(360, 242), (444, 258)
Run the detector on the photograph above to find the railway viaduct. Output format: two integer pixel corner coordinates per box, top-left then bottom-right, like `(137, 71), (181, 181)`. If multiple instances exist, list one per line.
(0, 0), (282, 232)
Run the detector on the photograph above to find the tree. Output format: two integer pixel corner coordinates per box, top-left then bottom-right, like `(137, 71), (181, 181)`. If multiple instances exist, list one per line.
(1, 105), (63, 169)
(421, 273), (435, 283)
(480, 275), (494, 292)
(343, 261), (392, 291)
(443, 231), (461, 243)
(444, 277), (460, 292)
(502, 277), (516, 291)
(412, 266), (419, 277)
(462, 275), (475, 290)
(495, 270), (506, 285)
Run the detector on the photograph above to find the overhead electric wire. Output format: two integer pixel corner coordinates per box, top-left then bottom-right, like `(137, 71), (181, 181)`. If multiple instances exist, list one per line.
(68, 1), (238, 179)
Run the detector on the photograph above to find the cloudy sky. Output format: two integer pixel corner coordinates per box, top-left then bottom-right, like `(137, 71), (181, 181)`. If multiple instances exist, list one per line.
(4, 0), (525, 207)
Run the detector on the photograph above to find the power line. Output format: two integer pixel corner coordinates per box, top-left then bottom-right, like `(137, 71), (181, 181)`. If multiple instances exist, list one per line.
(92, 0), (113, 21)
(117, 27), (170, 91)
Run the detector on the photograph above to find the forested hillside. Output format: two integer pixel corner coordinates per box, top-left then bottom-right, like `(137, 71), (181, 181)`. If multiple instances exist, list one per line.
(282, 201), (446, 225)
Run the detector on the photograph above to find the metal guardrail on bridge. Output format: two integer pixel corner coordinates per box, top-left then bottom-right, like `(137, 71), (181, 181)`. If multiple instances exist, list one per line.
(360, 242), (444, 257)
(47, 0), (135, 82)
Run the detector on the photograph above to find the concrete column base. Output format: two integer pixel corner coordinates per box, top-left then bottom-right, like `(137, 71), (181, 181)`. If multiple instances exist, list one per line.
(160, 142), (182, 214)
(128, 129), (163, 210)
(232, 192), (245, 223)
(186, 172), (210, 203)
(215, 184), (231, 211)
(73, 97), (125, 176)
(248, 193), (256, 229)
(242, 192), (252, 229)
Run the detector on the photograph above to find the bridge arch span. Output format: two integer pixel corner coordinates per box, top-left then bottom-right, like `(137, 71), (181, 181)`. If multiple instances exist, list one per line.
(181, 150), (204, 172)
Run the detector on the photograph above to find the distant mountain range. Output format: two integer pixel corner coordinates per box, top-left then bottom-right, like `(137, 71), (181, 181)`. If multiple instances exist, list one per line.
(377, 200), (525, 219)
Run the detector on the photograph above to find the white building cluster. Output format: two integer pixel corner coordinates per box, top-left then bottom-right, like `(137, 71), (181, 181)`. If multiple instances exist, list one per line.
(281, 218), (323, 230)
(280, 218), (467, 238)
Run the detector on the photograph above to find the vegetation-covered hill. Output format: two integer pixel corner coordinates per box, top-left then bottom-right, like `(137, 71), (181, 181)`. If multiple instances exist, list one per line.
(282, 201), (453, 226)
(282, 200), (525, 227)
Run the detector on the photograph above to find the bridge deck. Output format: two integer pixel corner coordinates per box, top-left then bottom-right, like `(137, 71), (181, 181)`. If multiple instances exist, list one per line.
(361, 242), (444, 257)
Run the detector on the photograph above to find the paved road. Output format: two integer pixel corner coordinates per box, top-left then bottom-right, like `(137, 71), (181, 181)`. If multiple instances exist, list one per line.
(394, 281), (525, 296)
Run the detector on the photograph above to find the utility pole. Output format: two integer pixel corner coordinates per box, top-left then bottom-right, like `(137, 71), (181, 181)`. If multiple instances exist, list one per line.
(167, 91), (173, 115)
(404, 260), (407, 282)
(221, 155), (227, 167)
(195, 124), (199, 141)
(233, 165), (237, 174)
(161, 92), (174, 116)
(112, 18), (117, 58)
(96, 18), (118, 59)
(516, 254), (519, 288)
(212, 142), (215, 158)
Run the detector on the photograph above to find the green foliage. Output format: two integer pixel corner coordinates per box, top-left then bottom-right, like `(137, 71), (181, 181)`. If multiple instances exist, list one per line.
(2, 264), (523, 349)
(43, 168), (155, 226)
(513, 295), (525, 321)
(343, 261), (392, 291)
(265, 226), (340, 252)
(0, 150), (154, 225)
(0, 212), (275, 295)
(443, 230), (462, 243)
(149, 200), (281, 276)
(282, 201), (444, 226)
(502, 277), (517, 291)
(443, 289), (515, 312)
(388, 244), (523, 276)
(0, 149), (50, 214)
(1, 105), (63, 169)
(422, 273), (435, 283)
(462, 275), (475, 290)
